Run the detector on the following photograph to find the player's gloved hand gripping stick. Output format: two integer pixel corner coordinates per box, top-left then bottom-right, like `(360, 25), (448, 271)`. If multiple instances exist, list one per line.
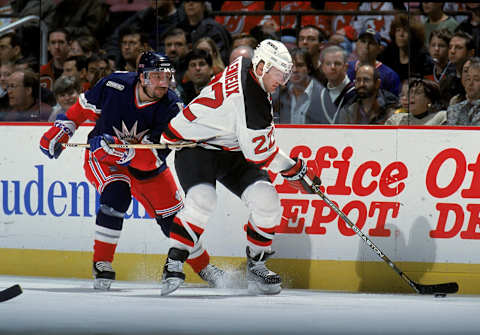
(88, 134), (135, 166)
(40, 114), (76, 159)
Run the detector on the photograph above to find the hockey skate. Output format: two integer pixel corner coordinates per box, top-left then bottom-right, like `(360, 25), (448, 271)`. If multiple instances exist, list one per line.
(246, 247), (282, 295)
(93, 261), (115, 290)
(198, 264), (227, 288)
(161, 248), (189, 296)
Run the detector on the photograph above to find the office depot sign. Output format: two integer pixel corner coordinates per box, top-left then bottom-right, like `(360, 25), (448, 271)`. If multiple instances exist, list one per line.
(1, 124), (480, 263)
(273, 143), (480, 240)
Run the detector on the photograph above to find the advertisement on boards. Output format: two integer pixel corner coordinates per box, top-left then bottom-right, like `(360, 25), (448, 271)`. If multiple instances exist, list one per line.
(1, 124), (479, 265)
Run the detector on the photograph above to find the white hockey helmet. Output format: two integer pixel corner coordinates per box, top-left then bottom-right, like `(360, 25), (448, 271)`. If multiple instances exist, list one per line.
(252, 39), (293, 91)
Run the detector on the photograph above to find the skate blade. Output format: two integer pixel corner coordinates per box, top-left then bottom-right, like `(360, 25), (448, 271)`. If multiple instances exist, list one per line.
(93, 278), (112, 290)
(248, 281), (282, 295)
(161, 277), (184, 296)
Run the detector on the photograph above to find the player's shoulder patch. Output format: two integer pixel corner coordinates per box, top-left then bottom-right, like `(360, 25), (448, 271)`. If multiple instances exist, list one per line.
(106, 80), (125, 91)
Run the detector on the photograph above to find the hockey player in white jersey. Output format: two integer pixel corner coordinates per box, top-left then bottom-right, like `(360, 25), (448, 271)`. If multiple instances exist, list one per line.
(160, 39), (322, 295)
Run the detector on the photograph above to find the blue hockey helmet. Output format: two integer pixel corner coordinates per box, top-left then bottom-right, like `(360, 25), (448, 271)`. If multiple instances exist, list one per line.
(137, 51), (174, 75)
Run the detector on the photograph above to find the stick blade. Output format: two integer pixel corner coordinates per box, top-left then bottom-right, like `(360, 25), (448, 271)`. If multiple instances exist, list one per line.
(416, 282), (459, 295)
(0, 284), (23, 302)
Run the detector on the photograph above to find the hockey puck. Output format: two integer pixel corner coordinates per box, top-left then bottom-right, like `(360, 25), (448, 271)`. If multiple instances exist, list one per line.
(434, 293), (447, 298)
(0, 284), (23, 302)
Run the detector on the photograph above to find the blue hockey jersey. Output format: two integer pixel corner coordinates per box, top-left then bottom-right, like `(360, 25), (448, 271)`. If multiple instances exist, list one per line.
(77, 72), (182, 165)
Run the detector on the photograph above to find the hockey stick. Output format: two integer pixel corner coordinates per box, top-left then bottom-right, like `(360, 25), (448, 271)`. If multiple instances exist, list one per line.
(62, 134), (225, 150)
(62, 142), (197, 150)
(302, 175), (459, 295)
(0, 284), (22, 302)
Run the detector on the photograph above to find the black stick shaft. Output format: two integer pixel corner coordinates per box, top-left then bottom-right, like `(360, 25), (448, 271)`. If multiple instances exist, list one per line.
(305, 175), (459, 294)
(309, 183), (421, 293)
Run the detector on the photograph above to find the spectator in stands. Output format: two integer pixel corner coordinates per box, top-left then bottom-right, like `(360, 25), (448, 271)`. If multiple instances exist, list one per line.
(249, 18), (281, 43)
(231, 33), (258, 50)
(8, 0), (56, 59)
(0, 70), (51, 121)
(0, 62), (13, 110)
(86, 53), (112, 86)
(328, 26), (357, 56)
(46, 0), (110, 43)
(163, 27), (191, 86)
(229, 45), (254, 64)
(449, 58), (472, 106)
(385, 78), (446, 125)
(439, 31), (475, 106)
(62, 55), (89, 91)
(193, 36), (225, 75)
(118, 25), (150, 72)
(9, 1), (56, 26)
(11, 54), (56, 108)
(391, 79), (410, 114)
(306, 45), (356, 124)
(426, 29), (456, 83)
(215, 1), (267, 36)
(339, 63), (398, 124)
(0, 32), (23, 65)
(447, 57), (480, 125)
(297, 25), (327, 70)
(456, 3), (480, 57)
(280, 34), (297, 52)
(14, 56), (39, 72)
(104, 0), (183, 63)
(381, 14), (433, 81)
(273, 48), (324, 124)
(351, 2), (395, 44)
(40, 29), (70, 90)
(48, 76), (81, 121)
(178, 0), (232, 65)
(68, 35), (98, 59)
(181, 49), (213, 105)
(347, 28), (401, 96)
(422, 2), (459, 45)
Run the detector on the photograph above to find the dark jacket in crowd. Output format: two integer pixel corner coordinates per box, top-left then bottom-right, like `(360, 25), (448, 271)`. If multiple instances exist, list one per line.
(178, 17), (232, 65)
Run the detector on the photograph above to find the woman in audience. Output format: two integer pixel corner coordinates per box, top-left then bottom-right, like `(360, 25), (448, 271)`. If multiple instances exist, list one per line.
(193, 36), (225, 75)
(449, 58), (472, 106)
(385, 78), (446, 125)
(381, 13), (433, 82)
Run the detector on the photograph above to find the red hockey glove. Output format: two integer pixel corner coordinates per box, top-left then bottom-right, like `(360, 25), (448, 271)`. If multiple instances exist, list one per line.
(39, 114), (76, 159)
(88, 134), (135, 166)
(280, 157), (321, 194)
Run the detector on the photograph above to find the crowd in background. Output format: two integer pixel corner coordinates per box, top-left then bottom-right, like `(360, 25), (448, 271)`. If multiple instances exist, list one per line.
(0, 0), (479, 126)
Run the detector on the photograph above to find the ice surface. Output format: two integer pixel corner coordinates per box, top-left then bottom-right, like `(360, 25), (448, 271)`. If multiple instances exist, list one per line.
(0, 275), (478, 335)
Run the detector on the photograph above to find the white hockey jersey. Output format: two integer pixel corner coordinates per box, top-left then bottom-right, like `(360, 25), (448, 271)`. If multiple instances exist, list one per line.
(161, 56), (293, 173)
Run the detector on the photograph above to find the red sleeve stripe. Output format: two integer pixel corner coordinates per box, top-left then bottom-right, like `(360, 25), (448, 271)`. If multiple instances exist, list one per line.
(220, 145), (240, 151)
(163, 124), (186, 142)
(183, 106), (197, 121)
(246, 147), (279, 169)
(66, 100), (96, 127)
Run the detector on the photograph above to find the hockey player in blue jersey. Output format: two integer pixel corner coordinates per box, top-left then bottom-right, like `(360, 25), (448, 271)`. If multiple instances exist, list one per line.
(40, 52), (224, 290)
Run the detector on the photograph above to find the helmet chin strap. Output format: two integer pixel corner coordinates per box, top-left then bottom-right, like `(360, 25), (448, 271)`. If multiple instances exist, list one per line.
(254, 65), (268, 92)
(140, 83), (157, 100)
